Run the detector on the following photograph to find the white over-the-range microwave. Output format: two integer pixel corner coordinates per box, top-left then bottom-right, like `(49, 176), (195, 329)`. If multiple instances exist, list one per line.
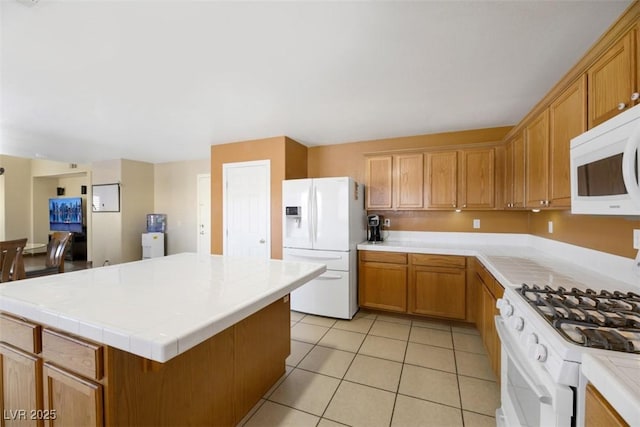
(570, 103), (640, 215)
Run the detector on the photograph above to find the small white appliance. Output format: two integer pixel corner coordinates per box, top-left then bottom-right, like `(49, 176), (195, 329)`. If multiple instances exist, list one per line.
(142, 232), (165, 259)
(282, 177), (365, 319)
(570, 103), (640, 215)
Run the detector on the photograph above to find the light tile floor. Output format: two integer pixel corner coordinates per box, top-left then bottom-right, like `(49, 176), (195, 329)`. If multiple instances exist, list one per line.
(240, 310), (499, 427)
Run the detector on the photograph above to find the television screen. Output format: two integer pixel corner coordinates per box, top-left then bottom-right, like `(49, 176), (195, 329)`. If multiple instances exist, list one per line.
(49, 197), (83, 233)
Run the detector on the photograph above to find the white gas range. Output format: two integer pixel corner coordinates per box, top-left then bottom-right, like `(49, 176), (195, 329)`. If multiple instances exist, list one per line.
(495, 277), (640, 427)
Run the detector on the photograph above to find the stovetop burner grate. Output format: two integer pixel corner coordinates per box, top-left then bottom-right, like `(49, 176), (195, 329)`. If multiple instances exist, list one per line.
(517, 284), (640, 354)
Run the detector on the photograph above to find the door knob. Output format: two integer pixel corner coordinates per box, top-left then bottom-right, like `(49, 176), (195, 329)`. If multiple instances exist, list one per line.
(618, 102), (627, 111)
(631, 92), (639, 101)
(259, 239), (265, 244)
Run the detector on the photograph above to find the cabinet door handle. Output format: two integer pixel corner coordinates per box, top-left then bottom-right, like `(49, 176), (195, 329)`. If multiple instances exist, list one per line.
(618, 102), (627, 111)
(631, 92), (640, 102)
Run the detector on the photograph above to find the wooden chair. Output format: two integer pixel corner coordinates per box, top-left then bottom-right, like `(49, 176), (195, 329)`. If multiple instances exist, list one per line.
(0, 238), (28, 282)
(25, 232), (72, 278)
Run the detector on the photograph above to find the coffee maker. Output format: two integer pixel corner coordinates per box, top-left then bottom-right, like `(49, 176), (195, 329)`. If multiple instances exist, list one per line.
(367, 214), (383, 242)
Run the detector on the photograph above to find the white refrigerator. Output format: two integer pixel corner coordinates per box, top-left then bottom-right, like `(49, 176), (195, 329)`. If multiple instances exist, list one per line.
(282, 177), (365, 319)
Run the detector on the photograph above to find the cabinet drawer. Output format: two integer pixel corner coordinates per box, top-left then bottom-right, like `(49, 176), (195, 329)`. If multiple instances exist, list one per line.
(42, 329), (103, 380)
(359, 251), (407, 264)
(0, 313), (42, 354)
(410, 254), (466, 268)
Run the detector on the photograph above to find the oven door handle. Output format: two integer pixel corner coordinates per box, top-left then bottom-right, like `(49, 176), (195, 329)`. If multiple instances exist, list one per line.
(495, 316), (553, 405)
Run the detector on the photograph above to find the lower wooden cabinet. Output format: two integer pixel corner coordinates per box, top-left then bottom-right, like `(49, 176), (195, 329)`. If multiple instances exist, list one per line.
(358, 251), (467, 320)
(408, 255), (466, 320)
(473, 259), (504, 381)
(0, 343), (43, 427)
(358, 251), (408, 313)
(585, 383), (629, 427)
(43, 363), (103, 427)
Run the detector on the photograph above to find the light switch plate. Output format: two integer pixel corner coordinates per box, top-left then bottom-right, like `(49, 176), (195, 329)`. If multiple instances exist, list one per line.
(473, 219), (480, 229)
(634, 229), (640, 250)
(548, 221), (553, 234)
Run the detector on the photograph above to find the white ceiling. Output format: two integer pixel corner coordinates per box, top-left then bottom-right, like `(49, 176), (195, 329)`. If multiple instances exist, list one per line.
(0, 0), (633, 164)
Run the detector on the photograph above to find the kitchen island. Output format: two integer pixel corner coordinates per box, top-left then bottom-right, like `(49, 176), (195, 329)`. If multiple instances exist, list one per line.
(0, 253), (325, 426)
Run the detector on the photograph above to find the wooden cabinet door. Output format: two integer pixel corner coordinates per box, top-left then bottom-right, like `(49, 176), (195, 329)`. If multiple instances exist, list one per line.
(0, 344), (43, 427)
(585, 383), (629, 427)
(587, 30), (637, 128)
(43, 363), (103, 427)
(426, 151), (458, 208)
(504, 140), (514, 208)
(512, 134), (526, 208)
(460, 148), (495, 209)
(358, 261), (407, 313)
(549, 76), (587, 208)
(481, 283), (496, 372)
(525, 110), (550, 208)
(366, 156), (393, 209)
(394, 154), (423, 209)
(409, 266), (466, 320)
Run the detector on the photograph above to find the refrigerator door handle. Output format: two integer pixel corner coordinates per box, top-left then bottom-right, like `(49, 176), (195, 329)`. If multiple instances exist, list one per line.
(307, 184), (314, 245)
(287, 254), (342, 261)
(312, 185), (318, 244)
(316, 274), (343, 280)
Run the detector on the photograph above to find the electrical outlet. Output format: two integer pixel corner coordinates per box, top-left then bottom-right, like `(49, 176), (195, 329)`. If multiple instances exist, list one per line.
(548, 221), (553, 234)
(383, 218), (391, 227)
(634, 229), (640, 250)
(473, 219), (480, 229)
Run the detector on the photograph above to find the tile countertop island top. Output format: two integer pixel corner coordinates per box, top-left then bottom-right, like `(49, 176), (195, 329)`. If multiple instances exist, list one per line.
(0, 253), (326, 362)
(358, 231), (640, 424)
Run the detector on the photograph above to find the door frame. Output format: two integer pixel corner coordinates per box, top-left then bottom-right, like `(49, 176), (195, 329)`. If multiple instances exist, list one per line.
(222, 160), (271, 257)
(196, 173), (211, 255)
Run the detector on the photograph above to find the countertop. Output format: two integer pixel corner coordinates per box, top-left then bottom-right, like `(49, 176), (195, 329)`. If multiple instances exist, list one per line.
(0, 253), (325, 362)
(358, 231), (640, 422)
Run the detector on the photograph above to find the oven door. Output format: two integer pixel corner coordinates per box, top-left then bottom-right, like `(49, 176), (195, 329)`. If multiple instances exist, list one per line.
(495, 317), (574, 427)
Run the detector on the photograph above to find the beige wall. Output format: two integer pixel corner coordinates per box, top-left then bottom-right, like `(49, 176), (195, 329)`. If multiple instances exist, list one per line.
(32, 177), (58, 246)
(0, 155), (32, 241)
(154, 159), (210, 255)
(91, 159), (122, 266)
(121, 160), (155, 263)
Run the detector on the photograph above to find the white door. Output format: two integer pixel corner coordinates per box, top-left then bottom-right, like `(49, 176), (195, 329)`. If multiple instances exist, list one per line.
(223, 160), (270, 258)
(196, 174), (211, 255)
(314, 177), (350, 251)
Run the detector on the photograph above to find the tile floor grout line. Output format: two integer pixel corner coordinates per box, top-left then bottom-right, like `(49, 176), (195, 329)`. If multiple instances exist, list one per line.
(270, 311), (497, 426)
(315, 314), (374, 423)
(451, 328), (467, 427)
(387, 318), (412, 427)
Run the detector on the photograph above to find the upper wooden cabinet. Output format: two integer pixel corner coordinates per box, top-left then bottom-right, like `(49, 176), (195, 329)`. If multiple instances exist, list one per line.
(525, 110), (550, 208)
(460, 148), (495, 209)
(394, 153), (424, 209)
(504, 134), (525, 209)
(366, 146), (496, 211)
(366, 154), (424, 210)
(365, 156), (393, 209)
(549, 76), (587, 207)
(587, 27), (638, 128)
(426, 151), (458, 209)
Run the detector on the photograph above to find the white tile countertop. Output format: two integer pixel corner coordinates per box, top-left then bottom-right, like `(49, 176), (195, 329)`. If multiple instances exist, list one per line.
(0, 253), (325, 362)
(582, 353), (640, 426)
(357, 231), (640, 292)
(358, 231), (640, 423)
